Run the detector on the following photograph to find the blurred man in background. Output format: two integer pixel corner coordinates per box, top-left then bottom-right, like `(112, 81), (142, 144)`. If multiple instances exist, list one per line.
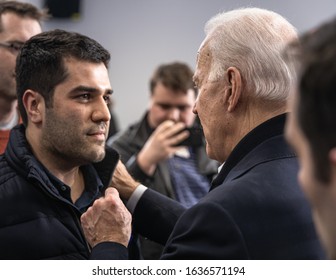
(285, 16), (336, 259)
(0, 0), (45, 153)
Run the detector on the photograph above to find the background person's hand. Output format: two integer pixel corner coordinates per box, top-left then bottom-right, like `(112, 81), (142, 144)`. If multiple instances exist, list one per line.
(137, 120), (189, 175)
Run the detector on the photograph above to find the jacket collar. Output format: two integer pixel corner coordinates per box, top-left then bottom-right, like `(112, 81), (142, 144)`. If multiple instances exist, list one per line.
(92, 146), (119, 190)
(211, 113), (290, 189)
(5, 124), (119, 190)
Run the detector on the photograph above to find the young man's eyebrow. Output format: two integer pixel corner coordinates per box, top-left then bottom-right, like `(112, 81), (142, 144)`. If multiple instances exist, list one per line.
(70, 85), (113, 95)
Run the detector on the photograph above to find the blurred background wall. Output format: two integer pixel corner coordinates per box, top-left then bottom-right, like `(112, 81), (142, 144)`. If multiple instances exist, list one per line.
(25, 0), (336, 130)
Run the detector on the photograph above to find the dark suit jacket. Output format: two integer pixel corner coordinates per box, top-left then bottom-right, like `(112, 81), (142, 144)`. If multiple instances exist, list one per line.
(131, 114), (325, 259)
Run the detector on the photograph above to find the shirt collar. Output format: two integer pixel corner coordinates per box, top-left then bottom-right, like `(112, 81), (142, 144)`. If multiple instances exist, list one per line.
(44, 164), (103, 213)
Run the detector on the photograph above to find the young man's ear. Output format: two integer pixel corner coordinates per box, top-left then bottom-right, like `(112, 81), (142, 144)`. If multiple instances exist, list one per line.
(22, 90), (45, 124)
(225, 66), (242, 112)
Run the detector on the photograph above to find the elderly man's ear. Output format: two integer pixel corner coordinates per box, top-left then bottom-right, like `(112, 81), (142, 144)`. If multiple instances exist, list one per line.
(225, 67), (242, 112)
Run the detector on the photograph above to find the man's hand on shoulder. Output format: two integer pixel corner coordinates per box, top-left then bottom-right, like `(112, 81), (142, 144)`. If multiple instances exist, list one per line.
(110, 160), (141, 200)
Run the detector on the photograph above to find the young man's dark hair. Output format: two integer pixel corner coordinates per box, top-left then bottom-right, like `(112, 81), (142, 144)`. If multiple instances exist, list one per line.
(16, 29), (111, 126)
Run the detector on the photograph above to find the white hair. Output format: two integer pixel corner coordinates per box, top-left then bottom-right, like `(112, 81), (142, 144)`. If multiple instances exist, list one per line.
(204, 7), (298, 101)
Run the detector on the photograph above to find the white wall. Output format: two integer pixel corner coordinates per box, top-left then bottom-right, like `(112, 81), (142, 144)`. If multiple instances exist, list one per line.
(26, 0), (336, 130)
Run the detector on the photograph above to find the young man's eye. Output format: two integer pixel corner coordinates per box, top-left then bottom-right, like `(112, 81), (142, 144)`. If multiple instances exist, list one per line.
(103, 95), (111, 104)
(78, 94), (91, 101)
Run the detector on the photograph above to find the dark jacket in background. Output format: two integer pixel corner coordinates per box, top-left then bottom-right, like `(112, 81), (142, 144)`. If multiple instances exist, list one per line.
(0, 125), (124, 260)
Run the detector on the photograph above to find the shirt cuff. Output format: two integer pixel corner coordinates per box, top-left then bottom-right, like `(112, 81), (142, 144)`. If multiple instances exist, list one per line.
(126, 184), (147, 213)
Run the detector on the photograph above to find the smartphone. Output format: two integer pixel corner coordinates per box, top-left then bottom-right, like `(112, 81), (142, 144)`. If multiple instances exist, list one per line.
(175, 127), (204, 147)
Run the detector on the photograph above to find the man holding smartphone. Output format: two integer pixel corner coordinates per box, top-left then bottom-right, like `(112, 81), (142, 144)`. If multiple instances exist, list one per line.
(107, 61), (218, 259)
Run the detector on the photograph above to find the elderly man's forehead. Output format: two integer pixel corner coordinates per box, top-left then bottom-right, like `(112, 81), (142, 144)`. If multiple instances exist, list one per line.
(196, 44), (211, 65)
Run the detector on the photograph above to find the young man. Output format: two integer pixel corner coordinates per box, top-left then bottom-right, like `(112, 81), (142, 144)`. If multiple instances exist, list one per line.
(108, 62), (218, 259)
(285, 16), (336, 259)
(84, 7), (325, 259)
(0, 29), (131, 259)
(0, 1), (44, 153)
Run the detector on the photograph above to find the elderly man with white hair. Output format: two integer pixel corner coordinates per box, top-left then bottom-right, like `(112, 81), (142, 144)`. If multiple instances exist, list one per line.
(82, 7), (325, 260)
